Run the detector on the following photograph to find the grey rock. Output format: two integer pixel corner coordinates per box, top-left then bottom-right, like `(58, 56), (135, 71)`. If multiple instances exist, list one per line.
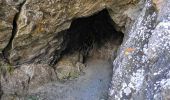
(55, 52), (84, 80)
(109, 0), (170, 99)
(1, 0), (170, 99)
(1, 64), (56, 96)
(0, 0), (25, 53)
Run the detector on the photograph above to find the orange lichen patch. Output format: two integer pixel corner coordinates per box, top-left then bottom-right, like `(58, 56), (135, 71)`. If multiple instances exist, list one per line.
(125, 48), (136, 52)
(152, 0), (164, 11)
(37, 24), (45, 33)
(124, 48), (136, 55)
(32, 23), (45, 36)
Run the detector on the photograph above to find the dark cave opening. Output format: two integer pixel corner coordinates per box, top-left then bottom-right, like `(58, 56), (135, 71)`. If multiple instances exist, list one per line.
(52, 9), (125, 94)
(61, 9), (124, 62)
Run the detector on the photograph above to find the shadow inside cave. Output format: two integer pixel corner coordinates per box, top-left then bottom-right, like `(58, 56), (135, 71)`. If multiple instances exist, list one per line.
(28, 9), (125, 100)
(61, 9), (124, 61)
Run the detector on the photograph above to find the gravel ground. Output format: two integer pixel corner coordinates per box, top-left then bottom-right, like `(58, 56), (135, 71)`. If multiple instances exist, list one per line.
(28, 58), (113, 100)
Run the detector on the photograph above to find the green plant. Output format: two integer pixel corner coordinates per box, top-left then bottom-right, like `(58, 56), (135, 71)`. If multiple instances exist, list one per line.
(0, 61), (14, 75)
(6, 63), (14, 74)
(27, 95), (38, 100)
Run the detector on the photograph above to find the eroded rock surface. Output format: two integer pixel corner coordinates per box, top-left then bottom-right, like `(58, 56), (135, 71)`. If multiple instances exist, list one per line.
(7, 0), (140, 65)
(55, 52), (85, 80)
(0, 0), (170, 99)
(109, 0), (170, 99)
(0, 0), (25, 53)
(1, 64), (56, 97)
(1, 0), (139, 98)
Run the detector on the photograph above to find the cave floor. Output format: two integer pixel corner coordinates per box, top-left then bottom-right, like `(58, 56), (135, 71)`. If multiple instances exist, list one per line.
(29, 58), (113, 100)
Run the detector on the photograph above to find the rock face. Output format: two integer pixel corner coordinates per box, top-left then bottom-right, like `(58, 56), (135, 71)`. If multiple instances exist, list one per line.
(1, 64), (56, 97)
(0, 0), (25, 53)
(0, 0), (140, 98)
(109, 0), (170, 99)
(55, 52), (85, 80)
(7, 0), (139, 65)
(0, 0), (170, 99)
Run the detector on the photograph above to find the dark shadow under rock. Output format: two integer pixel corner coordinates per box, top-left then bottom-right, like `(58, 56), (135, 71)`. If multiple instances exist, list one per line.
(54, 9), (124, 80)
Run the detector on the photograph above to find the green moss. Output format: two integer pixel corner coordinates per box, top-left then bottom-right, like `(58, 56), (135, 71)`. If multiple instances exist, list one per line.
(0, 61), (14, 75)
(69, 71), (79, 79)
(6, 64), (14, 74)
(27, 95), (39, 100)
(57, 69), (80, 80)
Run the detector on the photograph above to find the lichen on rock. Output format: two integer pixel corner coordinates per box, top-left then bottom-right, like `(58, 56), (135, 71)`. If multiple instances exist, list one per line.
(0, 0), (170, 99)
(109, 0), (170, 99)
(55, 52), (85, 80)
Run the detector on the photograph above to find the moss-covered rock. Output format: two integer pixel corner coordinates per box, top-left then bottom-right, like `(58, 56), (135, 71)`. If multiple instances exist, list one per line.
(55, 52), (85, 80)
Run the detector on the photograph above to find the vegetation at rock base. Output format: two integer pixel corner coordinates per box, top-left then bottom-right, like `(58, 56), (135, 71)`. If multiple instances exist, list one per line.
(0, 61), (14, 75)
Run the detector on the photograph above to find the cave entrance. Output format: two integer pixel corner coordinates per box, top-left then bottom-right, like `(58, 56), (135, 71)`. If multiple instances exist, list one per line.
(62, 9), (124, 62)
(56, 9), (124, 80)
(54, 9), (124, 99)
(56, 9), (125, 79)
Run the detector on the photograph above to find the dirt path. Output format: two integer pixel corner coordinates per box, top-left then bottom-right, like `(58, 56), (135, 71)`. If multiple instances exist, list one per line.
(29, 59), (113, 100)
